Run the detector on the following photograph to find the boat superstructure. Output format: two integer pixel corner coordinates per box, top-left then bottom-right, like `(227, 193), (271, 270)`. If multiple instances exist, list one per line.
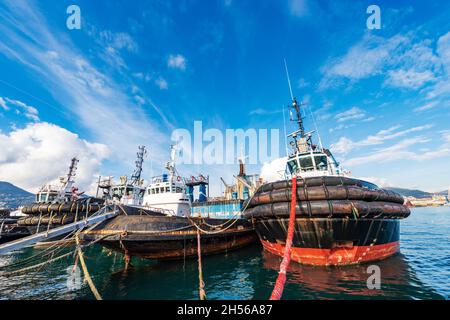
(35, 157), (81, 203)
(142, 145), (191, 216)
(284, 98), (343, 179)
(98, 146), (147, 207)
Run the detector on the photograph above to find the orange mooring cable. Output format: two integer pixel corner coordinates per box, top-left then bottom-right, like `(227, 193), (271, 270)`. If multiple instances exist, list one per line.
(270, 176), (297, 300)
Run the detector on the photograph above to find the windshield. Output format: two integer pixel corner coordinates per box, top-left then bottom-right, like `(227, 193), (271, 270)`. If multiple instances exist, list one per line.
(287, 159), (299, 174)
(315, 156), (328, 171)
(299, 156), (314, 171)
(38, 193), (47, 202)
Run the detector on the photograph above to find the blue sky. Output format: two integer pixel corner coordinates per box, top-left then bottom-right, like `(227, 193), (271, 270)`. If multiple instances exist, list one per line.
(0, 0), (449, 194)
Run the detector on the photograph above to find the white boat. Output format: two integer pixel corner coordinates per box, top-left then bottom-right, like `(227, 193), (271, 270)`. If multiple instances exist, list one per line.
(141, 145), (191, 216)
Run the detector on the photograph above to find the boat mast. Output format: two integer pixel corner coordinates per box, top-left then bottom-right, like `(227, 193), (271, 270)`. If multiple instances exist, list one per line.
(284, 60), (310, 155)
(130, 145), (147, 186)
(165, 145), (177, 184)
(58, 157), (78, 200)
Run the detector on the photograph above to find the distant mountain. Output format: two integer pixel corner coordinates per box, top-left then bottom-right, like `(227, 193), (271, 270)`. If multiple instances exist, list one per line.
(0, 181), (34, 209)
(386, 187), (446, 199)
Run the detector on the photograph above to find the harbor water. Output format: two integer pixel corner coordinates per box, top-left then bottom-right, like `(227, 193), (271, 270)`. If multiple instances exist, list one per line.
(0, 207), (448, 300)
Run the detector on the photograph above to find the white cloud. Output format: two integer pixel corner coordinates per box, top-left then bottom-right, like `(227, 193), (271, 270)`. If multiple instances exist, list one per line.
(335, 107), (366, 122)
(320, 33), (441, 91)
(0, 96), (39, 121)
(413, 101), (438, 112)
(331, 124), (433, 155)
(343, 134), (450, 167)
(0, 122), (109, 193)
(167, 54), (186, 70)
(248, 108), (281, 116)
(357, 176), (392, 188)
(385, 69), (435, 89)
(343, 137), (423, 166)
(321, 34), (406, 84)
(155, 77), (168, 90)
(288, 0), (308, 17)
(100, 31), (138, 52)
(132, 72), (152, 82)
(134, 95), (145, 105)
(330, 137), (354, 154)
(0, 97), (9, 111)
(260, 157), (288, 182)
(437, 31), (450, 73)
(0, 1), (169, 166)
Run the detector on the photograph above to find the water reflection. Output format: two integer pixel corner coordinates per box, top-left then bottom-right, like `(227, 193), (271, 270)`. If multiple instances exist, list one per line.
(261, 249), (444, 299)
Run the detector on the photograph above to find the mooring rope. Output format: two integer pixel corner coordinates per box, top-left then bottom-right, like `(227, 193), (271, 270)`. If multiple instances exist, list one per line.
(270, 176), (298, 300)
(1, 251), (73, 277)
(196, 228), (206, 300)
(0, 228), (78, 271)
(187, 216), (242, 235)
(76, 235), (102, 300)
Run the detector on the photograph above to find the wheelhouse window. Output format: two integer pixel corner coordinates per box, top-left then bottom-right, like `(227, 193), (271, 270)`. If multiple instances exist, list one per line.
(314, 155), (328, 171)
(287, 159), (299, 174)
(299, 156), (314, 171)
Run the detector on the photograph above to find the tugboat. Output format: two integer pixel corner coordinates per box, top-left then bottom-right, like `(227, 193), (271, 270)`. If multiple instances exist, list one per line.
(13, 158), (104, 244)
(244, 92), (410, 266)
(81, 145), (257, 262)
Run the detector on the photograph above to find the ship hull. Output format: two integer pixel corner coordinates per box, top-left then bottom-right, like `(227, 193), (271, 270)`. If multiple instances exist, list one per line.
(254, 218), (400, 266)
(81, 211), (257, 260)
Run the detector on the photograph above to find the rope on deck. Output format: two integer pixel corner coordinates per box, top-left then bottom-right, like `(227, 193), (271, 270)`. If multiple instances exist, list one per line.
(197, 229), (207, 300)
(269, 176), (298, 300)
(76, 235), (102, 300)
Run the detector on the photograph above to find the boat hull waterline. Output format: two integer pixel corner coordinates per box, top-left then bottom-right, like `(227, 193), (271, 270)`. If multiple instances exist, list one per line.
(256, 218), (400, 266)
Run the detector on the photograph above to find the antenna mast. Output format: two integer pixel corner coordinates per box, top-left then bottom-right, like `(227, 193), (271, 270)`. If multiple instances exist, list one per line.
(284, 58), (294, 101)
(284, 59), (305, 137)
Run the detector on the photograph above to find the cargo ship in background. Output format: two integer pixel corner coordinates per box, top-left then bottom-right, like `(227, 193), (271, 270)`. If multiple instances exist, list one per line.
(244, 80), (410, 266)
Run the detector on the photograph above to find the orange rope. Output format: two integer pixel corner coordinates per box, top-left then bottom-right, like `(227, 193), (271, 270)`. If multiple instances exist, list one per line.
(197, 229), (207, 300)
(270, 176), (297, 300)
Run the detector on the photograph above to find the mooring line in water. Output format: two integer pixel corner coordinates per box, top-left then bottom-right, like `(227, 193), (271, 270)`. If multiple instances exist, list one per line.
(0, 251), (73, 277)
(270, 176), (298, 300)
(197, 229), (207, 300)
(76, 235), (102, 300)
(0, 229), (78, 271)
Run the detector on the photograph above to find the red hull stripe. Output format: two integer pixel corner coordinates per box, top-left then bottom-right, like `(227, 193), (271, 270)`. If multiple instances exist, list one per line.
(260, 239), (400, 266)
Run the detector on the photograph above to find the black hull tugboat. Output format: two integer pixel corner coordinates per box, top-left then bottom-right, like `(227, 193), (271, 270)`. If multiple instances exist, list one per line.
(0, 208), (29, 244)
(244, 92), (410, 266)
(9, 158), (103, 245)
(81, 146), (257, 261)
(81, 206), (256, 260)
